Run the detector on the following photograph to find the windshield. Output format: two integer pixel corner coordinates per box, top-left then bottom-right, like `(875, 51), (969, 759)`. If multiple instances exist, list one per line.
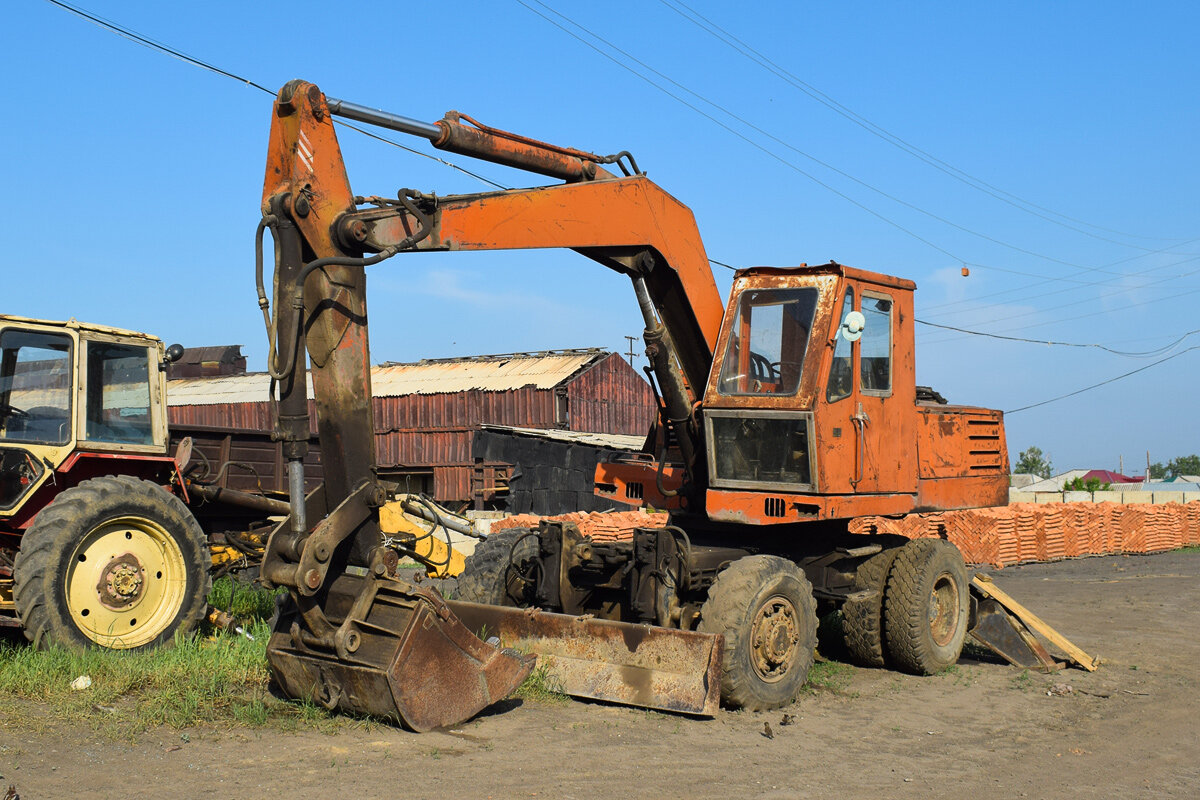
(718, 287), (818, 396)
(0, 329), (73, 445)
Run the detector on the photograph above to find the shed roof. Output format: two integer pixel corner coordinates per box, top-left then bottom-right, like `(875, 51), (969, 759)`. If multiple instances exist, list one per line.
(479, 423), (645, 451)
(167, 349), (611, 407)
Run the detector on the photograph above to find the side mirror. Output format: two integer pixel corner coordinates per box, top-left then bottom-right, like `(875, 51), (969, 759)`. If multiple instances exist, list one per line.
(840, 310), (865, 342)
(164, 343), (185, 364)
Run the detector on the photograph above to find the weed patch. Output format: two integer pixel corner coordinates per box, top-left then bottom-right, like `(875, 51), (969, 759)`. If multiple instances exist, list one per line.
(805, 660), (855, 695)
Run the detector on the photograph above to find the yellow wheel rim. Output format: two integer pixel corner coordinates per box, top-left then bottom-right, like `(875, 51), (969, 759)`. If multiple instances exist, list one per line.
(65, 516), (187, 649)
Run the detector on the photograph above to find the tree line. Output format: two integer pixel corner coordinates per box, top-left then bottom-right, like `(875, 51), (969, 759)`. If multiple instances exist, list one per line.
(1013, 447), (1200, 481)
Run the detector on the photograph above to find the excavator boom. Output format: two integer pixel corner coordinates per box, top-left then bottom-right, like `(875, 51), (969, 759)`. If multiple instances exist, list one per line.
(257, 80), (725, 726)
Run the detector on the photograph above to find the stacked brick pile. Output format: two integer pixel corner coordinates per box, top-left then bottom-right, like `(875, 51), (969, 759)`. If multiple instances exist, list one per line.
(488, 502), (1200, 567)
(850, 501), (1200, 568)
(491, 511), (668, 543)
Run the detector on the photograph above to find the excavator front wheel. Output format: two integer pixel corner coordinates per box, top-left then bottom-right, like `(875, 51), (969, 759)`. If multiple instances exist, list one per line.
(883, 538), (969, 674)
(699, 555), (818, 710)
(454, 528), (539, 606)
(13, 476), (210, 651)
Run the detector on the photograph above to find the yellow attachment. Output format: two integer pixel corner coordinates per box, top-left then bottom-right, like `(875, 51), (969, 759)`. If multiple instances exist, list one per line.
(378, 500), (468, 578)
(209, 545), (248, 570)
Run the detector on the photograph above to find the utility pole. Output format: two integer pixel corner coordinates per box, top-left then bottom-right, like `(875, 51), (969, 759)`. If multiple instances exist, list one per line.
(624, 335), (639, 367)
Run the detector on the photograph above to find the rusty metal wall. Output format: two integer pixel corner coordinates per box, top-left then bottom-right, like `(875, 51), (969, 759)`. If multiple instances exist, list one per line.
(167, 357), (654, 505)
(565, 353), (655, 435)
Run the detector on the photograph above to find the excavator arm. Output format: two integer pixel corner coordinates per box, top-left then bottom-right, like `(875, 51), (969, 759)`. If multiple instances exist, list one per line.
(257, 81), (725, 727)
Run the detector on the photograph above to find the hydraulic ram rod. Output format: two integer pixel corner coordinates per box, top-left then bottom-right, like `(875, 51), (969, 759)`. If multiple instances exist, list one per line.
(325, 94), (611, 182)
(325, 97), (442, 140)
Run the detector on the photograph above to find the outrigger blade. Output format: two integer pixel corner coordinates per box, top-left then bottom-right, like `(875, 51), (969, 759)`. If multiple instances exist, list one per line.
(267, 576), (534, 732)
(449, 601), (723, 717)
(966, 573), (1100, 673)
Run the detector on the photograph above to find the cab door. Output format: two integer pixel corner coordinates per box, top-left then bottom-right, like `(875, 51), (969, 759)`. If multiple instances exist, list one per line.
(819, 284), (915, 495)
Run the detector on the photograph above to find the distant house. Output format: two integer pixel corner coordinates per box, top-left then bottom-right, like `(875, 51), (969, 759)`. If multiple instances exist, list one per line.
(1081, 469), (1142, 486)
(165, 348), (655, 509)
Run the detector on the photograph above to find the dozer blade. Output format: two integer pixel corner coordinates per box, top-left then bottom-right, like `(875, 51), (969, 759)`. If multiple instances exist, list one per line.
(448, 601), (723, 717)
(267, 577), (534, 732)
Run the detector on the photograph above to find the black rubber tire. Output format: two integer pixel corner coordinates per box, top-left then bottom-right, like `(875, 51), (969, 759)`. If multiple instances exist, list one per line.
(883, 538), (969, 675)
(12, 476), (210, 651)
(698, 555), (818, 711)
(842, 547), (901, 668)
(453, 528), (539, 606)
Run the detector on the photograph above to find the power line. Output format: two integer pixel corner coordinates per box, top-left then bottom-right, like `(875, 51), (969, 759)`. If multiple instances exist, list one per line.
(42, 0), (507, 190)
(921, 245), (1200, 316)
(515, 0), (971, 265)
(519, 0), (1181, 285)
(44, 0), (275, 95)
(659, 0), (1194, 249)
(1006, 347), (1199, 414)
(916, 319), (1200, 358)
(919, 261), (1200, 345)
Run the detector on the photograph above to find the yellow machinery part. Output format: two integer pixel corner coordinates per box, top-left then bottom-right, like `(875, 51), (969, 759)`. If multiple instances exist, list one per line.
(378, 500), (468, 578)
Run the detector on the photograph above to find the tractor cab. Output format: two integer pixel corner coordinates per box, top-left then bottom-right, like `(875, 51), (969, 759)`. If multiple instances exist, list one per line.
(0, 315), (174, 525)
(700, 263), (922, 525)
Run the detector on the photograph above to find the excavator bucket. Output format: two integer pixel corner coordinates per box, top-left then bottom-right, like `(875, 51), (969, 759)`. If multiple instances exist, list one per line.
(966, 573), (1100, 673)
(449, 601), (723, 717)
(267, 575), (534, 732)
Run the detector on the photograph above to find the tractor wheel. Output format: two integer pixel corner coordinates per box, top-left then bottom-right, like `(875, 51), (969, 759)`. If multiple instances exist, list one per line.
(454, 528), (539, 606)
(883, 538), (969, 674)
(698, 555), (818, 710)
(12, 476), (210, 651)
(841, 547), (901, 668)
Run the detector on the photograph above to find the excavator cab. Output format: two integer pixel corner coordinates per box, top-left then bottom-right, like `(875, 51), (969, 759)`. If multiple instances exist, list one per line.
(701, 265), (937, 526)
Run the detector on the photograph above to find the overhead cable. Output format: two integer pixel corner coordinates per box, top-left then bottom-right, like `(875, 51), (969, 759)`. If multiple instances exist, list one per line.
(916, 320), (1200, 358)
(659, 0), (1193, 249)
(1006, 347), (1199, 414)
(519, 0), (1181, 284)
(42, 0), (506, 190)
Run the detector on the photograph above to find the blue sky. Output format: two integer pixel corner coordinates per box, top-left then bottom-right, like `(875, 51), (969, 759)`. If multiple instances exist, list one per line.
(4, 1), (1197, 472)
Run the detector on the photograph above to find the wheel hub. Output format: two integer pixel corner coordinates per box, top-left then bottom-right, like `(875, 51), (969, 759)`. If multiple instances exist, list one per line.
(750, 595), (800, 682)
(928, 572), (962, 647)
(97, 554), (145, 609)
(66, 515), (188, 649)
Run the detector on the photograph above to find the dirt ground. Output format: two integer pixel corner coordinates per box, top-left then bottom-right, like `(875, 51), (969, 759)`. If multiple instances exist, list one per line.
(2, 550), (1197, 800)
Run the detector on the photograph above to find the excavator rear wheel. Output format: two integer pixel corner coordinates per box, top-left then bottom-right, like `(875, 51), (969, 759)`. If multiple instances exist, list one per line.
(454, 528), (539, 606)
(698, 555), (818, 711)
(842, 547), (901, 668)
(13, 476), (210, 651)
(883, 538), (969, 674)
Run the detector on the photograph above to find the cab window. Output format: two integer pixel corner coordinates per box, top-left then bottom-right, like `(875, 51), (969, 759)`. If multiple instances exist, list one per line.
(0, 329), (73, 445)
(825, 289), (854, 403)
(718, 287), (818, 396)
(84, 341), (154, 446)
(860, 294), (892, 395)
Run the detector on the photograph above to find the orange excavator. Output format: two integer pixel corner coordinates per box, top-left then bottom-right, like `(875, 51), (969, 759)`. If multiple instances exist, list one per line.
(257, 81), (1014, 730)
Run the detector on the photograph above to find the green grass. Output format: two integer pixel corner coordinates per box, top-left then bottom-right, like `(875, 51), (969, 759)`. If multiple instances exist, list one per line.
(513, 658), (568, 703)
(804, 660), (855, 695)
(0, 578), (348, 737)
(1177, 545), (1200, 554)
(207, 575), (284, 619)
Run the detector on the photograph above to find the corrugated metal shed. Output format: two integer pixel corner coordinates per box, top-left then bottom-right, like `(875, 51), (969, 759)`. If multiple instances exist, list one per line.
(167, 349), (656, 508)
